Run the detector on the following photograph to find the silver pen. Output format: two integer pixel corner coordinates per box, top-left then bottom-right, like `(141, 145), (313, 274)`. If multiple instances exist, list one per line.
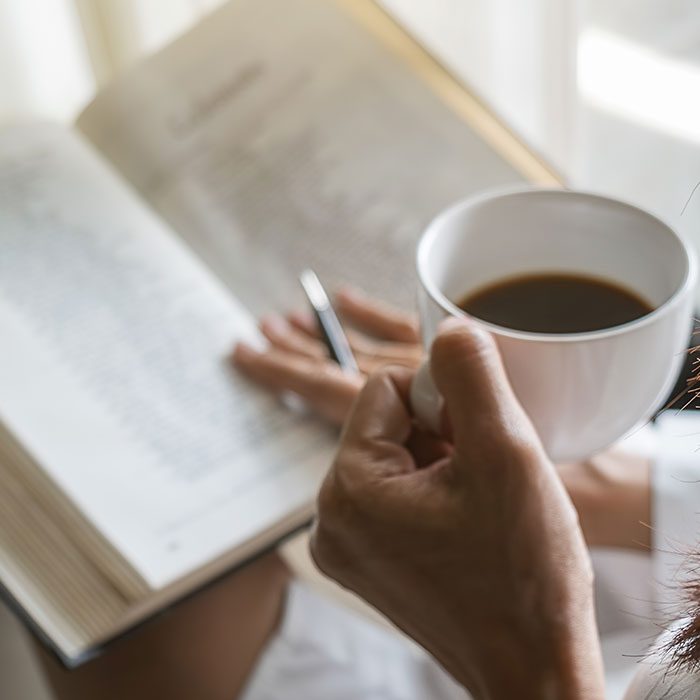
(299, 269), (359, 374)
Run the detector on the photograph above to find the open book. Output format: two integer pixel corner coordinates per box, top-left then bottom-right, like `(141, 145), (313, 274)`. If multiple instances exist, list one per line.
(0, 0), (535, 666)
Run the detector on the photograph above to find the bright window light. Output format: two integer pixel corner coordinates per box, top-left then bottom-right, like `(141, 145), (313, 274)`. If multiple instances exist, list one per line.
(579, 28), (700, 144)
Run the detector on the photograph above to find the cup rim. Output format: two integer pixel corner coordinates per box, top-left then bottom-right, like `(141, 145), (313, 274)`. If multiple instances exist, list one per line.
(416, 186), (698, 343)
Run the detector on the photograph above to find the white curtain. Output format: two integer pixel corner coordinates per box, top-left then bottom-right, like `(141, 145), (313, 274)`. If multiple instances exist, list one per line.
(0, 0), (226, 124)
(378, 0), (580, 173)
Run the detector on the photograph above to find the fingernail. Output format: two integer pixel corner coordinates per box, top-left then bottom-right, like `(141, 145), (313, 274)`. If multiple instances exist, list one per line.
(262, 314), (289, 337)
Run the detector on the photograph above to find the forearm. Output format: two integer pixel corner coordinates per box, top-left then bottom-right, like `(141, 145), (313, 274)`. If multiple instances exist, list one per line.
(39, 552), (290, 700)
(559, 451), (651, 551)
(413, 579), (605, 700)
(471, 605), (605, 700)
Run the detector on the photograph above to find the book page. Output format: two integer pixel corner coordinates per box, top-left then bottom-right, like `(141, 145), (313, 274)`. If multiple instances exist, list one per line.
(0, 125), (335, 590)
(77, 0), (522, 315)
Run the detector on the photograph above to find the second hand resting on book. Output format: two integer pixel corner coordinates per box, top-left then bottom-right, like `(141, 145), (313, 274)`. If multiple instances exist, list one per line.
(41, 289), (652, 700)
(234, 287), (423, 424)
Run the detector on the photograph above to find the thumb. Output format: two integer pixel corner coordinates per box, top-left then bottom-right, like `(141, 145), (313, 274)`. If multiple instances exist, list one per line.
(429, 317), (527, 449)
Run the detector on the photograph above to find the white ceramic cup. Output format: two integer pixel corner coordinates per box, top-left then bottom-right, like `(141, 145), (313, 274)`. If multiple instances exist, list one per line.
(410, 187), (697, 463)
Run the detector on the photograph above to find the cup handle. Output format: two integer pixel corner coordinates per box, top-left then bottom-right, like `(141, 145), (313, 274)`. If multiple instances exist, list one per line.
(410, 360), (444, 434)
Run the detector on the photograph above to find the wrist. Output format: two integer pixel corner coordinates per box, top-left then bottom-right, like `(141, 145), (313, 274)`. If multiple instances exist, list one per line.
(560, 451), (651, 550)
(471, 604), (605, 700)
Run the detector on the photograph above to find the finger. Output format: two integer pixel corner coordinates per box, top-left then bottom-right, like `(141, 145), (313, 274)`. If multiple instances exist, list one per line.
(285, 311), (379, 374)
(336, 288), (419, 343)
(429, 318), (529, 452)
(405, 429), (453, 470)
(233, 342), (362, 425)
(343, 329), (423, 367)
(354, 354), (417, 376)
(340, 366), (416, 476)
(287, 310), (319, 338)
(289, 309), (422, 372)
(260, 314), (328, 360)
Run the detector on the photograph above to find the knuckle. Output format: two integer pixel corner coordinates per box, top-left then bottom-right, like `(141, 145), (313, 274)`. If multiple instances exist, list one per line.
(363, 365), (390, 387)
(317, 453), (376, 534)
(362, 365), (400, 398)
(311, 363), (343, 389)
(310, 365), (329, 385)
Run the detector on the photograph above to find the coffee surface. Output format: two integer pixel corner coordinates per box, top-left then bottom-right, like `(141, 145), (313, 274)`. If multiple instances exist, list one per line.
(457, 273), (653, 333)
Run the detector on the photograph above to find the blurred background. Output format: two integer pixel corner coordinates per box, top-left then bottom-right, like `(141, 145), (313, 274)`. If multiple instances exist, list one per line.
(1, 0), (699, 285)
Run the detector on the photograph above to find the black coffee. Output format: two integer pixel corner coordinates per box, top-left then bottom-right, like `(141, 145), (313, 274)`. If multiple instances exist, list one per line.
(457, 273), (653, 334)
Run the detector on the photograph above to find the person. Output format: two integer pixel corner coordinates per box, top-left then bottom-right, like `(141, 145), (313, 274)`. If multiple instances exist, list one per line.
(308, 313), (700, 698)
(40, 291), (700, 699)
